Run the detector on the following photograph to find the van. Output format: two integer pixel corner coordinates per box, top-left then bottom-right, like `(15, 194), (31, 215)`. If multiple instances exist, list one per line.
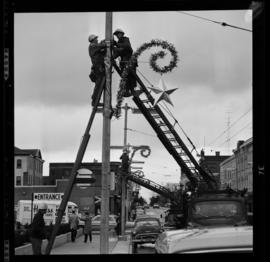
(16, 200), (78, 225)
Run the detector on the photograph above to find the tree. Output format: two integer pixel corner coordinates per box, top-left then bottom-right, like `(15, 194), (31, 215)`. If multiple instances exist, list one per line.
(137, 196), (147, 206)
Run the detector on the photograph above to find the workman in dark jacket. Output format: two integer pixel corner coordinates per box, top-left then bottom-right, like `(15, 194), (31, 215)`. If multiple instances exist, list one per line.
(113, 29), (137, 97)
(29, 202), (48, 255)
(88, 34), (106, 106)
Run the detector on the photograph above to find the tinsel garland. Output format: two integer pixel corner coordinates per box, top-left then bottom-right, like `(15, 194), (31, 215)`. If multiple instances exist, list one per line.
(115, 39), (179, 118)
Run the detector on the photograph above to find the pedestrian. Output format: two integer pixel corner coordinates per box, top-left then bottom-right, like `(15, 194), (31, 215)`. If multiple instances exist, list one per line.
(88, 34), (107, 106)
(80, 212), (92, 243)
(69, 210), (79, 242)
(28, 202), (48, 255)
(113, 28), (137, 96)
(115, 213), (121, 236)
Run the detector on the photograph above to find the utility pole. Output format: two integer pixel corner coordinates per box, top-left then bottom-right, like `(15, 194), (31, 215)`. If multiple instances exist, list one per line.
(100, 12), (112, 254)
(121, 103), (129, 237)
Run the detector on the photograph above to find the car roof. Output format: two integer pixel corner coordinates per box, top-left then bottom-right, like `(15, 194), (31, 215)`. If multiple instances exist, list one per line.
(135, 216), (160, 221)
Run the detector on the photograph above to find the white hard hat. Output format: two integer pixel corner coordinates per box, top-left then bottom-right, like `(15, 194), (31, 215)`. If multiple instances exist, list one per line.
(113, 28), (125, 35)
(88, 34), (98, 42)
(39, 202), (48, 210)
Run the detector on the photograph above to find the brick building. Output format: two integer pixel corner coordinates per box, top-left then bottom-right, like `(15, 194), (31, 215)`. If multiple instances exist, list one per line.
(14, 158), (123, 215)
(199, 150), (231, 188)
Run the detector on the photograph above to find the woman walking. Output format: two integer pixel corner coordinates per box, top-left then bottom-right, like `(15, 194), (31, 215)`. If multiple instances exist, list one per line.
(80, 212), (92, 243)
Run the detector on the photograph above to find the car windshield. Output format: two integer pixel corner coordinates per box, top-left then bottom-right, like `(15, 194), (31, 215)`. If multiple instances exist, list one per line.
(192, 201), (243, 220)
(135, 220), (159, 227)
(93, 216), (115, 222)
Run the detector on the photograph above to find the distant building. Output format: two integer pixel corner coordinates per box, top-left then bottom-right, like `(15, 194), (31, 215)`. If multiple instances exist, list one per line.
(199, 150), (231, 188)
(220, 138), (253, 212)
(219, 155), (236, 189)
(165, 182), (179, 191)
(220, 138), (253, 192)
(14, 147), (44, 186)
(15, 161), (122, 215)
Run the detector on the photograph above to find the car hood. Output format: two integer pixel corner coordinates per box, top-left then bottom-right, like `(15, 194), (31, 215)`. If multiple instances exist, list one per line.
(165, 226), (253, 253)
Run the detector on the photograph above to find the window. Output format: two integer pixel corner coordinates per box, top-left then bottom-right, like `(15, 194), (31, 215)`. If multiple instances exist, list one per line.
(16, 176), (21, 186)
(16, 159), (22, 169)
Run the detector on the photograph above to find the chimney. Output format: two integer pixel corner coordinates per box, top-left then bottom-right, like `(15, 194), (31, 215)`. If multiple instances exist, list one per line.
(200, 149), (205, 157)
(237, 140), (245, 149)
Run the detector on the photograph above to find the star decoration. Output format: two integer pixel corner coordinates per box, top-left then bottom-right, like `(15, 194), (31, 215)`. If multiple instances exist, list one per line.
(149, 78), (178, 106)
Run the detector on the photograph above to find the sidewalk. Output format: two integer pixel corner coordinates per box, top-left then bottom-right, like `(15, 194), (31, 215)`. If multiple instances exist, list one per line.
(50, 233), (130, 255)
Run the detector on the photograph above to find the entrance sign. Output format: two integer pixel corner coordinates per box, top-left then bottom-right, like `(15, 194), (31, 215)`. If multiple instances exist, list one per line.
(33, 193), (64, 201)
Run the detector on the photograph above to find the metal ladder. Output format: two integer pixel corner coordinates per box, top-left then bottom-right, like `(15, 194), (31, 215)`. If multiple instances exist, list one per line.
(126, 172), (178, 204)
(113, 62), (217, 190)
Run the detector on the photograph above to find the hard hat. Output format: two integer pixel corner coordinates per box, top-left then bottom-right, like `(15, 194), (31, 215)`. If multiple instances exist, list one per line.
(113, 28), (125, 35)
(39, 202), (48, 210)
(88, 34), (98, 42)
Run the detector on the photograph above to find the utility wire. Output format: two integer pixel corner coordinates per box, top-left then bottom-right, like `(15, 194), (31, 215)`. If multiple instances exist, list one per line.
(218, 122), (252, 147)
(176, 11), (252, 32)
(126, 127), (156, 137)
(208, 108), (252, 146)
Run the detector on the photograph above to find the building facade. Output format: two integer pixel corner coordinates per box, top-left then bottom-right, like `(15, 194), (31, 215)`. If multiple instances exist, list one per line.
(220, 155), (236, 189)
(220, 138), (253, 192)
(14, 147), (44, 186)
(199, 150), (231, 188)
(220, 138), (253, 212)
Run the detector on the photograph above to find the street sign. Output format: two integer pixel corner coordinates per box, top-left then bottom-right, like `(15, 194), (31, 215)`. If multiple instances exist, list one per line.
(33, 193), (64, 201)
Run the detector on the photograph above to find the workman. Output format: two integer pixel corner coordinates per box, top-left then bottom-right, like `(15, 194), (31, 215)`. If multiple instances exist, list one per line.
(88, 34), (106, 106)
(113, 29), (137, 96)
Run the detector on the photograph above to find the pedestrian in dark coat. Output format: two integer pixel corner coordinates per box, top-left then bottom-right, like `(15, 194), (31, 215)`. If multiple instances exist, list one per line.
(69, 210), (79, 242)
(115, 213), (121, 236)
(29, 202), (48, 255)
(80, 212), (92, 243)
(88, 34), (106, 106)
(113, 29), (137, 96)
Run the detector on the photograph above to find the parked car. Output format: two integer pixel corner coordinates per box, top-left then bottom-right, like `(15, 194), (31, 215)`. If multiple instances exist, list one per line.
(153, 204), (160, 209)
(155, 226), (253, 253)
(91, 215), (117, 230)
(131, 216), (163, 253)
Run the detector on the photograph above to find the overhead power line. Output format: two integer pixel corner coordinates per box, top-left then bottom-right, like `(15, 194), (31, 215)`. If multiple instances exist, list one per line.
(218, 122), (252, 147)
(126, 127), (156, 137)
(176, 11), (252, 32)
(208, 108), (252, 146)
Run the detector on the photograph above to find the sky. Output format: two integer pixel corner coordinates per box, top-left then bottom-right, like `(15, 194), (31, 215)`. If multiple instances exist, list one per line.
(14, 10), (252, 202)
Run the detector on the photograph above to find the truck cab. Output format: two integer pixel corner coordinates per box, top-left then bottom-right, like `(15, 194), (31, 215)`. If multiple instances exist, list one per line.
(187, 190), (248, 228)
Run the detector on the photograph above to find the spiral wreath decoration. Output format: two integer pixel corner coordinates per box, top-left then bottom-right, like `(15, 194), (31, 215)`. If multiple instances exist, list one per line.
(115, 39), (179, 118)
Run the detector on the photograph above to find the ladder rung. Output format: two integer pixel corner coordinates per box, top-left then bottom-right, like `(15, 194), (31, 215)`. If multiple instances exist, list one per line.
(158, 122), (166, 126)
(148, 108), (157, 113)
(141, 99), (150, 103)
(163, 130), (172, 134)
